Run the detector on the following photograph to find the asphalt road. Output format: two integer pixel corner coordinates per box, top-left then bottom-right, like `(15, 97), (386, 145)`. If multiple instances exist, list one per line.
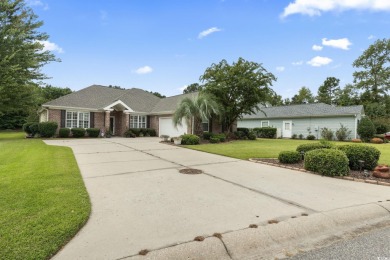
(291, 226), (390, 260)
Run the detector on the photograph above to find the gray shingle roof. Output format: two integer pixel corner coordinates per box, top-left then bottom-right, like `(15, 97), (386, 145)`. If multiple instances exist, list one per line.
(242, 103), (364, 119)
(150, 92), (198, 114)
(43, 85), (161, 112)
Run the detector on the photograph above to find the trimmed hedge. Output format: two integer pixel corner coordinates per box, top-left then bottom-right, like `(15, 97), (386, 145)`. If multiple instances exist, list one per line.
(278, 151), (301, 164)
(296, 142), (334, 153)
(237, 127), (250, 136)
(71, 128), (86, 138)
(253, 127), (276, 138)
(38, 122), (58, 138)
(59, 128), (70, 138)
(306, 134), (316, 140)
(357, 118), (376, 142)
(181, 134), (200, 145)
(23, 122), (39, 136)
(210, 137), (220, 143)
(86, 128), (100, 138)
(337, 145), (380, 170)
(124, 129), (136, 138)
(128, 128), (157, 137)
(248, 131), (257, 140)
(304, 149), (349, 176)
(214, 133), (226, 142)
(203, 132), (213, 140)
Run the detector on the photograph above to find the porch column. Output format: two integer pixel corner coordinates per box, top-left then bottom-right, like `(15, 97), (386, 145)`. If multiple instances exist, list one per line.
(124, 112), (130, 132)
(104, 110), (110, 133)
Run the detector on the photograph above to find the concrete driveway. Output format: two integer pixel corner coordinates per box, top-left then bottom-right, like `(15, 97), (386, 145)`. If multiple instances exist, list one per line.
(44, 138), (390, 260)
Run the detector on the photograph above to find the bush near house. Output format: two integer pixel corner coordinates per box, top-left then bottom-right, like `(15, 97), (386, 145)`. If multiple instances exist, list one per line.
(86, 128), (100, 138)
(203, 132), (213, 140)
(306, 135), (316, 140)
(59, 128), (70, 138)
(210, 137), (220, 143)
(278, 151), (301, 164)
(71, 128), (86, 138)
(124, 129), (136, 138)
(22, 122), (39, 137)
(335, 124), (352, 141)
(181, 134), (200, 145)
(337, 144), (380, 170)
(320, 127), (334, 141)
(296, 141), (334, 153)
(253, 127), (277, 138)
(357, 117), (376, 142)
(38, 122), (58, 138)
(304, 149), (349, 176)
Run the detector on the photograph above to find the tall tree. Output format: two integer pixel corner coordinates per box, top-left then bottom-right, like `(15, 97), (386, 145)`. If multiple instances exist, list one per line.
(200, 58), (276, 133)
(317, 77), (340, 104)
(183, 83), (202, 94)
(291, 87), (315, 104)
(353, 38), (390, 103)
(173, 93), (221, 135)
(334, 84), (360, 106)
(0, 0), (58, 117)
(40, 85), (72, 104)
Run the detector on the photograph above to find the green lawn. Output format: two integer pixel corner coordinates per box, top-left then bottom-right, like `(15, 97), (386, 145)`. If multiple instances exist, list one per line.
(187, 138), (390, 165)
(0, 131), (91, 260)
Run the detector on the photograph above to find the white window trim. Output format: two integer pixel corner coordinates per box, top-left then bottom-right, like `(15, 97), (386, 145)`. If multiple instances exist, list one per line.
(202, 119), (209, 132)
(261, 120), (270, 128)
(66, 111), (90, 129)
(130, 115), (147, 129)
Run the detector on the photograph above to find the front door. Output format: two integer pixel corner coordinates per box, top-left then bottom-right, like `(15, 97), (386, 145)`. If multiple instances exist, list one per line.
(110, 116), (115, 135)
(283, 121), (292, 138)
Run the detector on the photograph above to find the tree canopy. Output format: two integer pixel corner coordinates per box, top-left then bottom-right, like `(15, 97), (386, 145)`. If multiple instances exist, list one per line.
(183, 83), (202, 94)
(0, 0), (58, 117)
(317, 77), (340, 105)
(290, 87), (315, 104)
(200, 58), (276, 132)
(353, 38), (390, 103)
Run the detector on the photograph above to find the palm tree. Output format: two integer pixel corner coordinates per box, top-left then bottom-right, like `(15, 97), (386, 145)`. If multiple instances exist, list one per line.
(173, 93), (221, 135)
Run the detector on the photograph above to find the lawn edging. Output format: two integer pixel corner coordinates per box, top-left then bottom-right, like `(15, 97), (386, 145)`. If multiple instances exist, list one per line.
(249, 158), (390, 187)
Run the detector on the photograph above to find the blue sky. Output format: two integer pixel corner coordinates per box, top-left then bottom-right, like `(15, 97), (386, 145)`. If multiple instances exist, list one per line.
(28, 0), (390, 99)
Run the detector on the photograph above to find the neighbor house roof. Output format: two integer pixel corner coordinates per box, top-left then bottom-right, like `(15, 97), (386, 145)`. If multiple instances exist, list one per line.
(42, 85), (197, 114)
(241, 103), (364, 119)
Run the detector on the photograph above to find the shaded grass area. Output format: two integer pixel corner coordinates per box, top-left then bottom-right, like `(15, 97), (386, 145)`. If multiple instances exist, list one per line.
(186, 138), (390, 165)
(0, 131), (91, 260)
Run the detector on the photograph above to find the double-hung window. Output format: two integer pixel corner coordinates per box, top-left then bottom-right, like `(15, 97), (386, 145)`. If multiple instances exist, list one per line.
(261, 121), (269, 128)
(66, 111), (90, 128)
(130, 115), (147, 128)
(202, 120), (209, 132)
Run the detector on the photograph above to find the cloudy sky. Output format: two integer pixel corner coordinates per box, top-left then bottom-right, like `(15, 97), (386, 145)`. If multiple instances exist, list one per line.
(29, 0), (390, 98)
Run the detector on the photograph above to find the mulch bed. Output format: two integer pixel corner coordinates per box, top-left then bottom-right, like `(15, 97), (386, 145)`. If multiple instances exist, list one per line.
(252, 158), (390, 184)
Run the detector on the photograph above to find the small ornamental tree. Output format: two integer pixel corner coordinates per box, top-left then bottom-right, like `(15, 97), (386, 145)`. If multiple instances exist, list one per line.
(357, 117), (376, 142)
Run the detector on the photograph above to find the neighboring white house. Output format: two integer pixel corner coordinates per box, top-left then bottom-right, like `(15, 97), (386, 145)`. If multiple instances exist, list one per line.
(238, 103), (364, 139)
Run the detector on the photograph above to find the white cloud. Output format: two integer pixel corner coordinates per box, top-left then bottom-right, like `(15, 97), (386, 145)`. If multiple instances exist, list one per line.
(312, 44), (323, 51)
(368, 35), (376, 40)
(307, 56), (333, 67)
(37, 40), (63, 53)
(26, 0), (49, 10)
(281, 0), (390, 18)
(322, 38), (352, 50)
(276, 66), (285, 72)
(292, 61), (303, 66)
(198, 27), (221, 39)
(178, 85), (187, 92)
(133, 66), (153, 74)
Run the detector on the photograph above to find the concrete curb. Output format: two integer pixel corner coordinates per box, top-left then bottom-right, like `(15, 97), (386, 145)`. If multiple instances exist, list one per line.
(125, 202), (390, 259)
(249, 158), (390, 187)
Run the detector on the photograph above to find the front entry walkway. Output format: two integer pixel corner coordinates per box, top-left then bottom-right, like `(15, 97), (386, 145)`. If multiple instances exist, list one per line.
(44, 138), (390, 260)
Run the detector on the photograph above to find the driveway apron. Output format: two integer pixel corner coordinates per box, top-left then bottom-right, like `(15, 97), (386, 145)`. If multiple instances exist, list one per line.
(44, 138), (390, 260)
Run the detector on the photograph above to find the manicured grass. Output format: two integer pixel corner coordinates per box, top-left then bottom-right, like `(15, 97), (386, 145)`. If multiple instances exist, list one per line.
(186, 138), (390, 165)
(0, 131), (91, 260)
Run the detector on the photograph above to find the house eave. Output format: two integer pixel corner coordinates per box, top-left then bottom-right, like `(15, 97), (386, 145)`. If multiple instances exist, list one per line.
(241, 114), (359, 120)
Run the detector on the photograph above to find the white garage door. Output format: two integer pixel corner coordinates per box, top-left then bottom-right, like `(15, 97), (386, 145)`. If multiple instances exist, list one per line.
(159, 117), (188, 137)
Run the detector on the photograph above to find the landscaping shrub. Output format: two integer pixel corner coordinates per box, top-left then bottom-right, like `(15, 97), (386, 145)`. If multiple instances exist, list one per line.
(357, 118), (376, 142)
(336, 124), (351, 141)
(351, 138), (362, 143)
(38, 122), (58, 138)
(129, 128), (141, 137)
(304, 149), (349, 176)
(320, 127), (334, 141)
(298, 134), (304, 139)
(86, 128), (100, 138)
(71, 128), (86, 138)
(22, 122), (34, 135)
(370, 137), (384, 144)
(214, 133), (226, 142)
(372, 118), (390, 134)
(29, 123), (39, 136)
(146, 128), (157, 137)
(234, 130), (246, 140)
(124, 129), (136, 138)
(181, 134), (200, 145)
(248, 131), (257, 140)
(255, 127), (277, 138)
(203, 132), (213, 140)
(237, 127), (250, 137)
(278, 151), (301, 164)
(59, 128), (70, 138)
(209, 137), (220, 143)
(306, 134), (316, 140)
(337, 144), (380, 170)
(291, 134), (297, 139)
(296, 142), (334, 153)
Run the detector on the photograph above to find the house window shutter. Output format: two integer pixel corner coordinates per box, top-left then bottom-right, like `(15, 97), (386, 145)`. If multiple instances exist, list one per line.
(147, 116), (151, 128)
(209, 118), (213, 133)
(90, 112), (95, 128)
(60, 110), (66, 128)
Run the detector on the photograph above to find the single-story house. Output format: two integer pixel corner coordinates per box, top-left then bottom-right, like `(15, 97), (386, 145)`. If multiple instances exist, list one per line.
(39, 85), (223, 137)
(237, 103), (364, 139)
